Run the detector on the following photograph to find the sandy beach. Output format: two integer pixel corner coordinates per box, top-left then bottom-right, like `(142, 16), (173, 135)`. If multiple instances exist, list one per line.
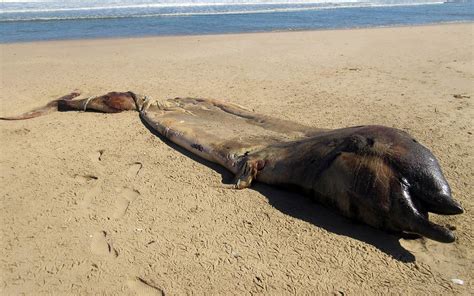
(1, 23), (473, 294)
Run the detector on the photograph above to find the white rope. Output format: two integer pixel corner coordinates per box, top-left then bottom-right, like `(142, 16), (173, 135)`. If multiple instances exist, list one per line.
(82, 96), (95, 111)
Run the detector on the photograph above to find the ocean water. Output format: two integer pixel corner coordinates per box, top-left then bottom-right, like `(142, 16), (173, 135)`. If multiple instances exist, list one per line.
(0, 0), (473, 43)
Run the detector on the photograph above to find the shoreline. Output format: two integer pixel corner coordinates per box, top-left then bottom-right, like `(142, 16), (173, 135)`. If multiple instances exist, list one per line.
(1, 20), (472, 45)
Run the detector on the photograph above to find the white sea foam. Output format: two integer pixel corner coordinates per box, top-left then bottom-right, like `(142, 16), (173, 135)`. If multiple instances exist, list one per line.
(0, 1), (445, 22)
(0, 1), (444, 14)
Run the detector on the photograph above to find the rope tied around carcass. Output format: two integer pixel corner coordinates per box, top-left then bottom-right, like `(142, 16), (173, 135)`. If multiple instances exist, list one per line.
(82, 96), (95, 111)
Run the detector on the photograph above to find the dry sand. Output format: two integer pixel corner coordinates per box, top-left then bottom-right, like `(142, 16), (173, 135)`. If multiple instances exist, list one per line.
(0, 23), (473, 295)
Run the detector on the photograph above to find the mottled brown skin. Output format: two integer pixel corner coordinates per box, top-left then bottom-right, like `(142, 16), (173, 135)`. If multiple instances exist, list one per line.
(0, 92), (136, 120)
(243, 126), (463, 243)
(0, 91), (464, 243)
(58, 92), (137, 113)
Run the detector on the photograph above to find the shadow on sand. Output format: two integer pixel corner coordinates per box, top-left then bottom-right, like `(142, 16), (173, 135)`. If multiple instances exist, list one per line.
(141, 116), (416, 263)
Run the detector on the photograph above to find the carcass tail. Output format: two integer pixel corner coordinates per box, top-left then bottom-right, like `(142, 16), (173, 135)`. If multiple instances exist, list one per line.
(0, 92), (80, 120)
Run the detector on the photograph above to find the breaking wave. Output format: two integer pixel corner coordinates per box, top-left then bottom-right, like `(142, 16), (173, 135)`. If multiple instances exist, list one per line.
(0, 1), (445, 22)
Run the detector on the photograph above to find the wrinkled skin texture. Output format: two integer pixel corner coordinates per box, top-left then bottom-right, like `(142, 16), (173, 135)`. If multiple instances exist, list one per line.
(0, 91), (464, 243)
(250, 126), (463, 243)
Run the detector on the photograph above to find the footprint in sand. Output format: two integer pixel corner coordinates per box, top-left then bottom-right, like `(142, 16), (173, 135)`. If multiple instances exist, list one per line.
(127, 277), (164, 296)
(74, 174), (100, 209)
(127, 162), (143, 178)
(88, 149), (105, 163)
(90, 231), (118, 258)
(113, 188), (141, 219)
